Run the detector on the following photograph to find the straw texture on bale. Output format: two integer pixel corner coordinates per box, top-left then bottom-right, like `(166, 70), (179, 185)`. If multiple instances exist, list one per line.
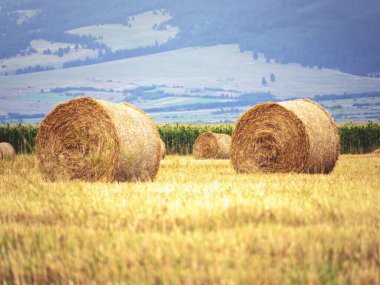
(120, 102), (167, 160)
(230, 99), (340, 174)
(160, 139), (166, 159)
(0, 142), (16, 160)
(122, 101), (166, 161)
(193, 132), (232, 159)
(372, 148), (380, 155)
(36, 97), (161, 182)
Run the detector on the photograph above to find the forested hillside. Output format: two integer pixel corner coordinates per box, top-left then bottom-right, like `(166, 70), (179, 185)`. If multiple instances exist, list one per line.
(1, 0), (379, 75)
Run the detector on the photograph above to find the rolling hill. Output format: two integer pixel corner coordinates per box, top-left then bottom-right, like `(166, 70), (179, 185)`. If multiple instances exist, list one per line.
(1, 1), (380, 123)
(1, 44), (379, 123)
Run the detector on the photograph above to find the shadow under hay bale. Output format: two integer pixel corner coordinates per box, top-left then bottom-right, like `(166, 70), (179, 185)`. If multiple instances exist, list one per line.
(193, 132), (231, 159)
(0, 142), (16, 160)
(231, 99), (340, 174)
(36, 97), (161, 182)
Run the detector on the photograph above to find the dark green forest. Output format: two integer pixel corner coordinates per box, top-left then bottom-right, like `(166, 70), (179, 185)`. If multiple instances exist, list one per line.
(1, 0), (380, 75)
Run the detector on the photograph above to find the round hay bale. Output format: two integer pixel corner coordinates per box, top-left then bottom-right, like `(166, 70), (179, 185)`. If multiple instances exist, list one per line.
(160, 139), (166, 159)
(0, 142), (16, 160)
(193, 132), (231, 159)
(36, 97), (161, 182)
(372, 148), (380, 155)
(230, 99), (340, 174)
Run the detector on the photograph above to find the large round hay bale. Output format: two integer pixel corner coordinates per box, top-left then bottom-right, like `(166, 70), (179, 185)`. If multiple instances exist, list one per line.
(230, 99), (340, 174)
(193, 132), (231, 159)
(36, 97), (161, 182)
(160, 139), (166, 159)
(372, 148), (380, 155)
(0, 142), (16, 160)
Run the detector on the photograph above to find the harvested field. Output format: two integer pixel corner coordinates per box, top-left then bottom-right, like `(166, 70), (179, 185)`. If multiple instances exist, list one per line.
(0, 154), (379, 284)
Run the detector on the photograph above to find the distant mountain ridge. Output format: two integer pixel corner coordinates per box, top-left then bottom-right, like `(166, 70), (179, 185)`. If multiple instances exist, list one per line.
(1, 0), (380, 75)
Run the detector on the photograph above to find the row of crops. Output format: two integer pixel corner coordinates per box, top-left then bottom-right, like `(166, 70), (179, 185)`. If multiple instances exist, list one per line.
(0, 122), (379, 154)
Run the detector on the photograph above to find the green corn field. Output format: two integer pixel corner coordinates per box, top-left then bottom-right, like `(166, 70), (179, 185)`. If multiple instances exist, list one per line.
(158, 124), (233, 154)
(0, 122), (379, 154)
(0, 124), (39, 154)
(338, 122), (380, 154)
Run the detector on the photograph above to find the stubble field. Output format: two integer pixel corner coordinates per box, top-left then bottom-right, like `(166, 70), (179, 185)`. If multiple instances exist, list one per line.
(0, 154), (379, 284)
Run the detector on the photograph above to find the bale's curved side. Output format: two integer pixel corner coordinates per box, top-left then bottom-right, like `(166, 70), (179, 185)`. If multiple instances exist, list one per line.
(230, 99), (339, 174)
(372, 148), (380, 155)
(114, 101), (161, 180)
(36, 97), (161, 182)
(193, 132), (231, 159)
(160, 139), (166, 159)
(0, 142), (16, 160)
(280, 99), (340, 173)
(215, 133), (232, 158)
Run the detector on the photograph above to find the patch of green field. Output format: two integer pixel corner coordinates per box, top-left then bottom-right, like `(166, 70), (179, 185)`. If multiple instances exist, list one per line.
(0, 48), (98, 76)
(21, 92), (71, 101)
(136, 96), (232, 109)
(152, 109), (239, 123)
(66, 10), (178, 51)
(15, 9), (41, 25)
(321, 97), (380, 122)
(30, 40), (75, 53)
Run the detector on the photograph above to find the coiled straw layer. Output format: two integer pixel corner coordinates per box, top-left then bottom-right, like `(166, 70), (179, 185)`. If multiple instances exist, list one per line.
(193, 132), (231, 159)
(230, 99), (340, 174)
(36, 97), (161, 182)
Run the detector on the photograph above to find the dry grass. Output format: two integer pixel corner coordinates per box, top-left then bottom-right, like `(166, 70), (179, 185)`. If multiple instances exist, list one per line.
(0, 154), (379, 284)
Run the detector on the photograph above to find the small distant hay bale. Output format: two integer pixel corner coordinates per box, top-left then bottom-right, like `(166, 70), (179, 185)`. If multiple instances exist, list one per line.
(0, 142), (16, 160)
(160, 139), (166, 159)
(36, 97), (161, 182)
(372, 148), (380, 155)
(193, 132), (232, 159)
(230, 99), (340, 174)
